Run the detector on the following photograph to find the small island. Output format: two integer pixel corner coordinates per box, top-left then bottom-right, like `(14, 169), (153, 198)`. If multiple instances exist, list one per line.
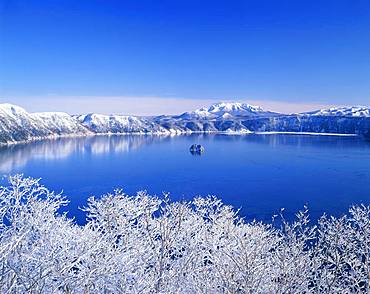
(189, 144), (205, 154)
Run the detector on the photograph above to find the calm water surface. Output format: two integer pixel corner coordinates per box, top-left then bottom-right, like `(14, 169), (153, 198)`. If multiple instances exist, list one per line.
(1, 134), (370, 224)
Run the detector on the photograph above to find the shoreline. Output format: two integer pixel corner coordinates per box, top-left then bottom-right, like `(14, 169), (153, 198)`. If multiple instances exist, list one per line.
(0, 130), (360, 147)
(253, 131), (358, 137)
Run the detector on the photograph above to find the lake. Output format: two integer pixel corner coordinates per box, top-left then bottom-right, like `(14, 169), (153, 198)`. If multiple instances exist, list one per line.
(1, 134), (369, 224)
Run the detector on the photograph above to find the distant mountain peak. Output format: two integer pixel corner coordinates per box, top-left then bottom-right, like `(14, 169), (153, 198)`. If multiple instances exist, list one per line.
(179, 101), (276, 120)
(207, 102), (264, 113)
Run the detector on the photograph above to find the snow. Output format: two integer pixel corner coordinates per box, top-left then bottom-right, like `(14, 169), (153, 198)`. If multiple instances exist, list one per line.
(77, 113), (158, 134)
(222, 128), (253, 135)
(0, 103), (39, 125)
(179, 102), (277, 119)
(254, 131), (358, 136)
(0, 103), (29, 117)
(34, 112), (87, 133)
(1, 175), (370, 293)
(0, 103), (91, 144)
(0, 102), (369, 145)
(207, 102), (264, 115)
(305, 106), (370, 117)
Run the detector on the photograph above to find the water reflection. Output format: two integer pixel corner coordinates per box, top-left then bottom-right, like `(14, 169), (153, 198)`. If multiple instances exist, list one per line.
(0, 135), (164, 172)
(0, 134), (368, 173)
(0, 133), (369, 224)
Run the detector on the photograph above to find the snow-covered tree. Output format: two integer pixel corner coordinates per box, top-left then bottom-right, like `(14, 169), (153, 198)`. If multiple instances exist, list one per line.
(0, 175), (369, 293)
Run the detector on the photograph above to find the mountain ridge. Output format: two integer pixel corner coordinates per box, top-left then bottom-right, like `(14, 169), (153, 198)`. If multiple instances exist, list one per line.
(0, 102), (369, 144)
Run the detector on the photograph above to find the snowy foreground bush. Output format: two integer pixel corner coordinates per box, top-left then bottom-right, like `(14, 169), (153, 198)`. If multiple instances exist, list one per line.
(0, 176), (369, 293)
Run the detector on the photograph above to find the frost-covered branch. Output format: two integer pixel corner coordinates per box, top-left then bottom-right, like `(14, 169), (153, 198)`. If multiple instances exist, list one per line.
(0, 176), (369, 293)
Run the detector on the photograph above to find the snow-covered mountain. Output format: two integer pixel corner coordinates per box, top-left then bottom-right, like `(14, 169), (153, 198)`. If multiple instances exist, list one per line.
(304, 106), (370, 117)
(177, 102), (279, 120)
(0, 104), (91, 144)
(0, 102), (370, 144)
(0, 104), (42, 143)
(77, 113), (169, 134)
(34, 112), (90, 134)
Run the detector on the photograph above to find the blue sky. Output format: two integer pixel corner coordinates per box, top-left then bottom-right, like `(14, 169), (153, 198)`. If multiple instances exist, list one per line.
(1, 0), (370, 114)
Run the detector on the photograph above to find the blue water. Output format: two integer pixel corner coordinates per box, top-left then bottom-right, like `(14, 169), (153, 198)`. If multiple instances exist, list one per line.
(1, 134), (369, 224)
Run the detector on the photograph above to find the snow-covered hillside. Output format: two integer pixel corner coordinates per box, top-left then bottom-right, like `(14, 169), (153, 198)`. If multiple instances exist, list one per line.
(0, 102), (370, 144)
(34, 112), (90, 134)
(305, 106), (370, 117)
(77, 113), (169, 134)
(0, 104), (91, 144)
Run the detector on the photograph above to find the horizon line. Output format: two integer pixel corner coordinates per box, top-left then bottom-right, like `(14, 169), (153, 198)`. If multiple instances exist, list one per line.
(0, 95), (363, 116)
